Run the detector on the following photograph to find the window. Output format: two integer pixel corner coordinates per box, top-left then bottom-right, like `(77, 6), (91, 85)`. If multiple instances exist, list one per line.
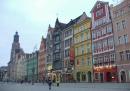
(107, 25), (112, 33)
(55, 53), (60, 59)
(104, 40), (108, 47)
(124, 34), (128, 44)
(81, 25), (84, 31)
(87, 33), (91, 40)
(87, 44), (91, 53)
(55, 35), (60, 41)
(104, 56), (107, 63)
(70, 38), (72, 46)
(110, 53), (115, 62)
(98, 57), (101, 66)
(81, 33), (84, 41)
(65, 31), (67, 37)
(98, 41), (102, 50)
(94, 57), (97, 66)
(87, 58), (90, 66)
(65, 49), (69, 57)
(81, 45), (84, 54)
(65, 38), (72, 47)
(108, 38), (114, 49)
(96, 8), (103, 17)
(117, 22), (121, 31)
(116, 11), (120, 17)
(122, 20), (126, 29)
(102, 28), (106, 35)
(120, 9), (125, 16)
(65, 39), (69, 47)
(103, 39), (107, 49)
(77, 59), (79, 65)
(69, 29), (72, 35)
(94, 43), (97, 53)
(92, 32), (96, 39)
(82, 58), (84, 65)
(96, 10), (101, 17)
(55, 44), (60, 50)
(65, 29), (72, 37)
(75, 37), (78, 44)
(97, 3), (101, 8)
(97, 30), (101, 38)
(118, 36), (122, 44)
(126, 50), (130, 60)
(120, 52), (124, 61)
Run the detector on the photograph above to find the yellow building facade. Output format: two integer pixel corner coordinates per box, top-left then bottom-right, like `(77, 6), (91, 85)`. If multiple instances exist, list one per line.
(74, 13), (92, 82)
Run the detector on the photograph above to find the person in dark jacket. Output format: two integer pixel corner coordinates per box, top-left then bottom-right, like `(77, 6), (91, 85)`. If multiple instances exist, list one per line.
(47, 77), (52, 90)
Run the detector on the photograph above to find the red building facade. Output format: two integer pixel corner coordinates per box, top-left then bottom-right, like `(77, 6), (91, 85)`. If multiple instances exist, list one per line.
(38, 37), (46, 82)
(91, 1), (118, 82)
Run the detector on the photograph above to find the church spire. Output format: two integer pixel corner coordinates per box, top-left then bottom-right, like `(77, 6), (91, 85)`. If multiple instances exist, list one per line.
(14, 31), (19, 43)
(55, 17), (60, 25)
(55, 17), (60, 28)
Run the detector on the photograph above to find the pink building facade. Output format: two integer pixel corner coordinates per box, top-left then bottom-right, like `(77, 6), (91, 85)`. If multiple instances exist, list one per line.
(91, 1), (118, 82)
(111, 0), (130, 82)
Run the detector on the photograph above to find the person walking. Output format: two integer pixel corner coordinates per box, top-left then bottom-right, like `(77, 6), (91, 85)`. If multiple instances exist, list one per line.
(56, 78), (60, 87)
(47, 77), (52, 90)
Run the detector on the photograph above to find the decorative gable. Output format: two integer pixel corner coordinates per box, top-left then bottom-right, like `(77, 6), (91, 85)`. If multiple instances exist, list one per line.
(77, 12), (87, 24)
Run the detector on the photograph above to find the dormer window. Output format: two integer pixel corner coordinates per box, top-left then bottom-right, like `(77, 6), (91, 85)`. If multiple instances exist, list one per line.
(97, 3), (101, 8)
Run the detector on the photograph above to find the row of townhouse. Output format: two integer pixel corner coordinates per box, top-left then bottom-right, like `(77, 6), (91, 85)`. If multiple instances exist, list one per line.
(45, 0), (130, 83)
(7, 0), (130, 83)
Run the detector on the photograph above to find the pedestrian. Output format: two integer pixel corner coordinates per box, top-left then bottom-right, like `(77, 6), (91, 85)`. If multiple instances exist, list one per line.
(56, 78), (60, 87)
(47, 77), (52, 90)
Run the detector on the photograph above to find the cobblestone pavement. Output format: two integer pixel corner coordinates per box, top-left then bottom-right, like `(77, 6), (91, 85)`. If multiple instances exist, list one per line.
(0, 82), (130, 91)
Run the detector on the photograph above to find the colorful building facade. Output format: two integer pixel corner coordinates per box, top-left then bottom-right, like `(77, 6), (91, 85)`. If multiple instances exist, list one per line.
(27, 51), (38, 82)
(46, 25), (54, 76)
(74, 12), (93, 82)
(111, 0), (130, 82)
(51, 18), (66, 82)
(38, 37), (46, 82)
(62, 19), (74, 82)
(91, 1), (117, 82)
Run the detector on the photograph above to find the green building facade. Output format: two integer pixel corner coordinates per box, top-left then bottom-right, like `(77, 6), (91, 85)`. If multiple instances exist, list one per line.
(27, 51), (38, 82)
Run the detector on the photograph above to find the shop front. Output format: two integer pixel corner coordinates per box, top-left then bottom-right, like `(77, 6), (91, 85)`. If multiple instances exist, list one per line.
(94, 65), (118, 82)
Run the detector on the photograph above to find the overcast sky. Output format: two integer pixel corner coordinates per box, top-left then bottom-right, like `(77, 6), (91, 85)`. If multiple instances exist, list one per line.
(0, 0), (118, 67)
